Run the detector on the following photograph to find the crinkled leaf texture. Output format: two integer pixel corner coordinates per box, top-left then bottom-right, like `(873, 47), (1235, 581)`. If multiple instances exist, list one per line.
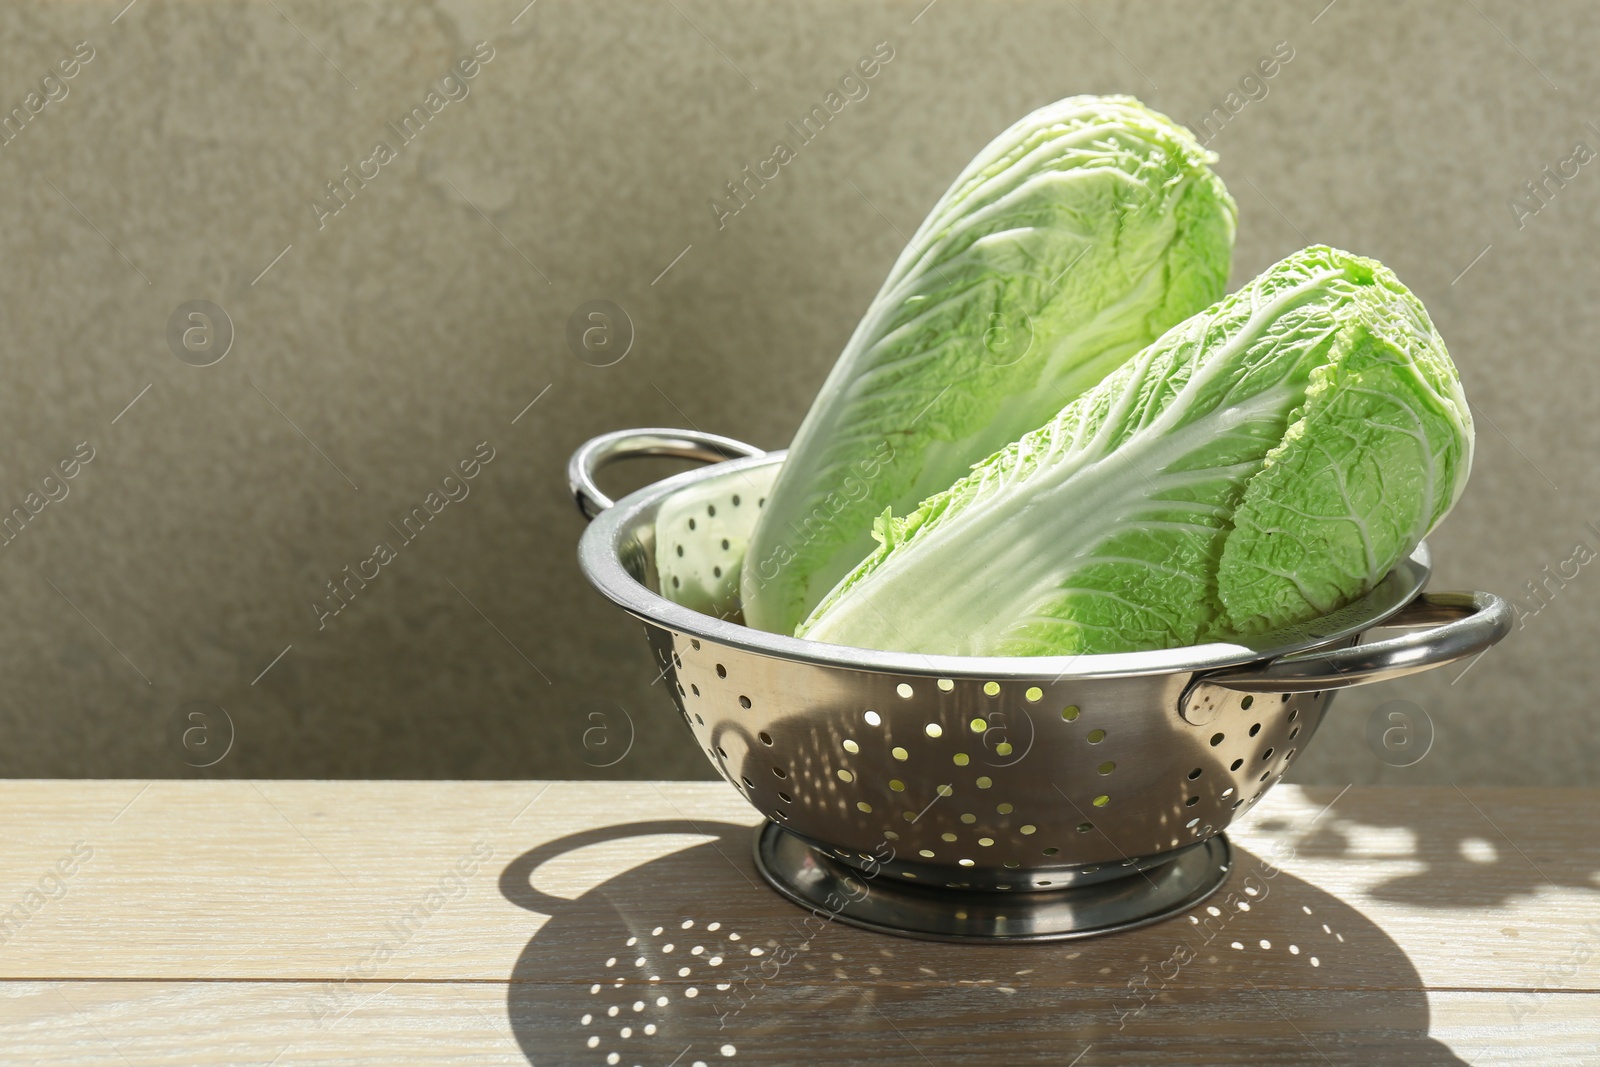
(796, 246), (1473, 657)
(740, 94), (1237, 635)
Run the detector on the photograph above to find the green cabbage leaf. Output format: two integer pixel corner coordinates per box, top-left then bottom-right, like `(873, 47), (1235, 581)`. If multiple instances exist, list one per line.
(740, 94), (1237, 634)
(796, 246), (1474, 656)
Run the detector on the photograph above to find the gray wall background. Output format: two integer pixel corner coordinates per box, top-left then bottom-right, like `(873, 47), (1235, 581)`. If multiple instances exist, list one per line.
(0, 0), (1593, 785)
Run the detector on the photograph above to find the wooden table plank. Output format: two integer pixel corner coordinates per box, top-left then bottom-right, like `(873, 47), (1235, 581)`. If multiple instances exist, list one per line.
(1, 783), (1596, 989)
(1, 782), (1597, 1064)
(1, 982), (1597, 1066)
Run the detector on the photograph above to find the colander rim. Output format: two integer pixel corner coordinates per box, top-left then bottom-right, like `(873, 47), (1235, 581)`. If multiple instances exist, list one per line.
(577, 449), (1432, 680)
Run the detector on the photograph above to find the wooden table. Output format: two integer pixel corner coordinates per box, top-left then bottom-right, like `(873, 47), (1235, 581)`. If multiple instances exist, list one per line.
(1, 782), (1597, 1065)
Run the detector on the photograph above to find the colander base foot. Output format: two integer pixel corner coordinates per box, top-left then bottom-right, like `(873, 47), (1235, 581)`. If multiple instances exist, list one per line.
(753, 822), (1232, 943)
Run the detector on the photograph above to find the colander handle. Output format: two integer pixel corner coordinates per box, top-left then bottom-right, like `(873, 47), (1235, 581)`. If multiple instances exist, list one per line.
(568, 428), (766, 520)
(1193, 590), (1514, 694)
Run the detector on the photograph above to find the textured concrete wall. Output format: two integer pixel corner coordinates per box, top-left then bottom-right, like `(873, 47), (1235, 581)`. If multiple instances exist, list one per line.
(0, 0), (1592, 785)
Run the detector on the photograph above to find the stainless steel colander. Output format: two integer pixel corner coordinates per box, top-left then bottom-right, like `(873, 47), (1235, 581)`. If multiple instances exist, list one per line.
(570, 428), (1512, 942)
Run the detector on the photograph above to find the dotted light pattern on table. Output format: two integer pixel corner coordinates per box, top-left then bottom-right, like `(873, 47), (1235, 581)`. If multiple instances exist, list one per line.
(1181, 894), (1348, 971)
(581, 917), (751, 1066)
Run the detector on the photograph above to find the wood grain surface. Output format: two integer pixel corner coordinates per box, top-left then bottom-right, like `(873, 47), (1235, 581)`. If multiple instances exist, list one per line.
(1, 782), (1596, 1065)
